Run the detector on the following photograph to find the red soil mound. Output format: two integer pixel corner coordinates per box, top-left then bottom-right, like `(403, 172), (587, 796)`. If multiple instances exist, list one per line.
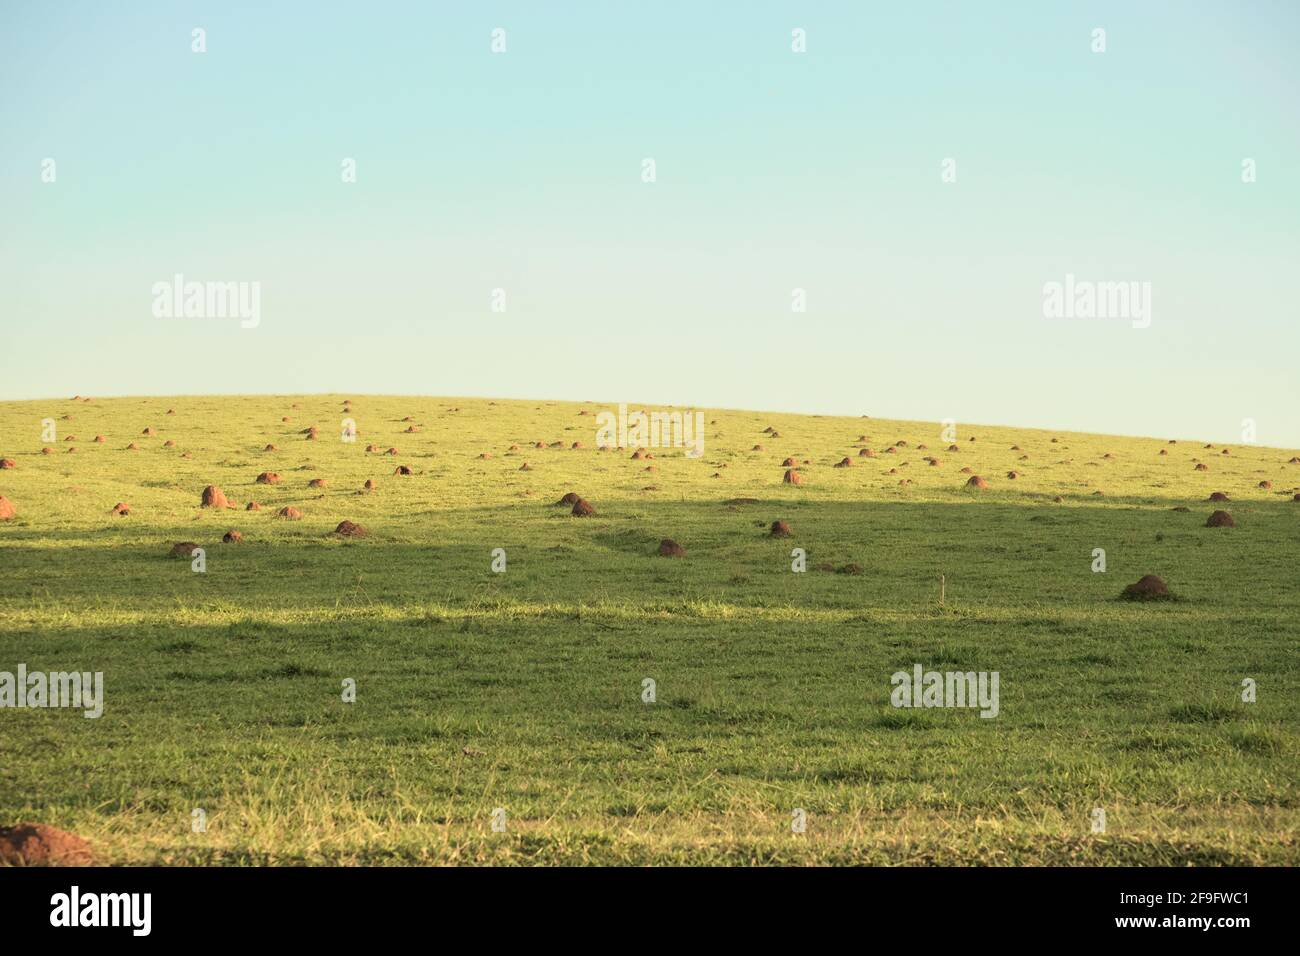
(1121, 575), (1172, 601)
(333, 520), (367, 537)
(1208, 492), (1229, 502)
(555, 492), (581, 507)
(0, 459), (14, 469)
(246, 501), (261, 511)
(201, 485), (229, 508)
(571, 498), (596, 516)
(783, 469), (803, 485)
(0, 496), (16, 520)
(364, 479), (377, 490)
(834, 457), (853, 468)
(0, 823), (94, 866)
(277, 506), (302, 520)
(256, 472), (281, 484)
(769, 520), (792, 538)
(1205, 510), (1235, 527)
(222, 530), (243, 543)
(657, 538), (685, 557)
(394, 465), (412, 475)
(1194, 463), (1209, 471)
(308, 478), (327, 488)
(1258, 480), (1273, 489)
(965, 475), (989, 489)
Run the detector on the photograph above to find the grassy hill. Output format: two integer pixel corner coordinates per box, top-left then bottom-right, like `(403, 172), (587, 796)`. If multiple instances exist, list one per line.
(1, 394), (1297, 865)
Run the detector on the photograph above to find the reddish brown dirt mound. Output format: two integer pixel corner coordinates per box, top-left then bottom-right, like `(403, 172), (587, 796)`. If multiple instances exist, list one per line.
(0, 823), (94, 866)
(0, 496), (16, 520)
(93, 435), (104, 443)
(1121, 575), (1172, 601)
(883, 447), (896, 455)
(959, 466), (972, 474)
(858, 448), (874, 457)
(571, 498), (596, 516)
(1194, 463), (1209, 471)
(246, 501), (261, 511)
(405, 426), (420, 433)
(256, 472), (281, 484)
(769, 520), (792, 538)
(222, 530), (243, 543)
(965, 475), (989, 489)
(264, 444), (279, 452)
(834, 457), (853, 468)
(1258, 480), (1273, 489)
(1206, 510), (1235, 527)
(519, 462), (532, 471)
(277, 506), (302, 520)
(1208, 492), (1230, 502)
(169, 541), (199, 558)
(110, 502), (130, 515)
(782, 457), (797, 467)
(751, 445), (765, 452)
(1293, 494), (1300, 502)
(948, 444), (960, 452)
(385, 447), (399, 456)
(365, 444), (379, 452)
(783, 469), (803, 485)
(282, 417), (292, 422)
(1158, 449), (1168, 455)
(571, 442), (584, 449)
(364, 479), (377, 490)
(201, 485), (229, 508)
(657, 538), (685, 557)
(0, 459), (15, 469)
(478, 453), (492, 460)
(1052, 495), (1064, 503)
(42, 447), (54, 454)
(64, 436), (76, 442)
(334, 520), (367, 537)
(308, 478), (327, 488)
(555, 492), (581, 507)
(163, 440), (175, 448)
(508, 444), (520, 451)
(1290, 457), (1300, 464)
(167, 409), (176, 415)
(1006, 471), (1019, 479)
(393, 465), (412, 475)
(929, 458), (942, 466)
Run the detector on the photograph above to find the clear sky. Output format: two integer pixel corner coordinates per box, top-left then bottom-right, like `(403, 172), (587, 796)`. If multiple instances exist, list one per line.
(2, 1), (1297, 446)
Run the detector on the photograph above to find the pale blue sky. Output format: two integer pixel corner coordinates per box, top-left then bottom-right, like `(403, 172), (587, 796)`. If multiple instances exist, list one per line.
(2, 1), (1297, 445)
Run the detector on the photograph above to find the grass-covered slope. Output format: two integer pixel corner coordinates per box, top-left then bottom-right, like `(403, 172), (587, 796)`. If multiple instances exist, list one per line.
(0, 394), (1297, 864)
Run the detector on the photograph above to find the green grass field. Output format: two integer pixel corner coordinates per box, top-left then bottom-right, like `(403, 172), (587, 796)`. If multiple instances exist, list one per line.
(1, 394), (1297, 865)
